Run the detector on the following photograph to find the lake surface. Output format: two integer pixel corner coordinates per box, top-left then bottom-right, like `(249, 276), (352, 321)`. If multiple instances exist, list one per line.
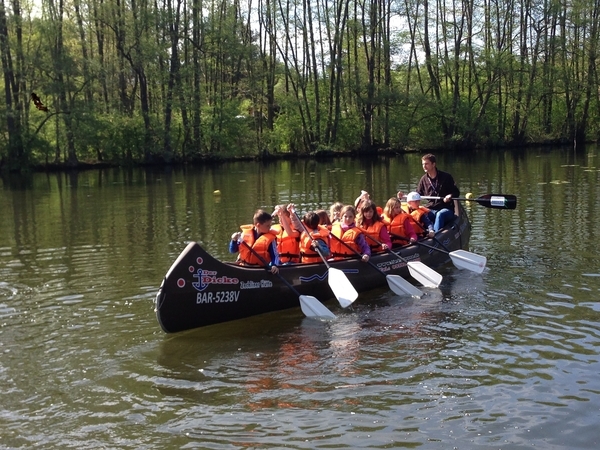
(1, 146), (599, 449)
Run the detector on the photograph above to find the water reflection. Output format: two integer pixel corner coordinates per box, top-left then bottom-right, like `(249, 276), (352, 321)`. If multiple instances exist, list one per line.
(154, 277), (488, 412)
(3, 146), (600, 448)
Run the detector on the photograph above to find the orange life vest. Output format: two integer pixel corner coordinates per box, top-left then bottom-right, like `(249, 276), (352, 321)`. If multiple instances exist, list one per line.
(299, 226), (330, 263)
(272, 224), (300, 263)
(382, 212), (412, 245)
(238, 224), (278, 265)
(402, 206), (430, 236)
(330, 223), (362, 259)
(358, 220), (386, 253)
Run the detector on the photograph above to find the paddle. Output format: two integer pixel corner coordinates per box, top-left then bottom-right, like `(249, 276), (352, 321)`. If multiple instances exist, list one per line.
(392, 234), (486, 274)
(239, 241), (336, 319)
(419, 193), (517, 210)
(329, 233), (423, 298)
(291, 209), (358, 308)
(364, 234), (443, 288)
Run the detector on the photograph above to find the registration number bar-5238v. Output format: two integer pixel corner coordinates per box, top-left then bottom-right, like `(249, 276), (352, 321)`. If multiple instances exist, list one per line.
(196, 290), (240, 304)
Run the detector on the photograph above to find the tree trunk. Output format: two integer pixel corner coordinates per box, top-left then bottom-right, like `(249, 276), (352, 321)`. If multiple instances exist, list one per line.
(0, 0), (24, 170)
(163, 0), (183, 163)
(48, 0), (78, 166)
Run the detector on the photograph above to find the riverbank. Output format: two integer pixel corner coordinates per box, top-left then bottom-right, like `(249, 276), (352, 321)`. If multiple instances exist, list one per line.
(3, 137), (586, 175)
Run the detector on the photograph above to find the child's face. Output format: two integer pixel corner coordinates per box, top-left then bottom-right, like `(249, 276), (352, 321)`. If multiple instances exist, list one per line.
(256, 219), (273, 234)
(341, 211), (355, 226)
(391, 203), (403, 217)
(408, 200), (420, 209)
(363, 208), (374, 220)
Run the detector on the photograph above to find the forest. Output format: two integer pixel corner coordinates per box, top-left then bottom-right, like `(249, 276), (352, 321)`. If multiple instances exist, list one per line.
(1, 0), (599, 171)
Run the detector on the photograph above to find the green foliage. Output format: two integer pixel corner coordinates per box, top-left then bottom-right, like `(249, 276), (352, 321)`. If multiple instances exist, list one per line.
(25, 131), (54, 166)
(2, 0), (600, 171)
(332, 113), (363, 151)
(201, 99), (257, 157)
(270, 110), (304, 154)
(102, 115), (148, 163)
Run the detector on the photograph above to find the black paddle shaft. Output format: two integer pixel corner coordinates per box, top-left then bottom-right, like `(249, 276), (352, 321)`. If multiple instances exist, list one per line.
(238, 241), (301, 296)
(421, 194), (517, 210)
(390, 232), (450, 255)
(364, 234), (411, 263)
(329, 233), (386, 275)
(291, 210), (332, 268)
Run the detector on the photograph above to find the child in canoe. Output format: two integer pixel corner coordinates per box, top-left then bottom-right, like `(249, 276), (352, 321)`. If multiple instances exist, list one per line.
(271, 204), (301, 263)
(230, 209), (280, 273)
(382, 197), (418, 246)
(328, 202), (344, 224)
(298, 211), (331, 263)
(356, 200), (392, 253)
(330, 205), (370, 262)
(402, 192), (435, 238)
(316, 209), (332, 228)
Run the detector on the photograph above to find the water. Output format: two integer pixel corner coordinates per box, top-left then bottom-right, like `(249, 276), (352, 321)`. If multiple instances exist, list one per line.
(1, 147), (600, 448)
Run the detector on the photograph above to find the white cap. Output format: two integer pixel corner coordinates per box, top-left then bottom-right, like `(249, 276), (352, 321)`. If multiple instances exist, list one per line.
(406, 192), (421, 202)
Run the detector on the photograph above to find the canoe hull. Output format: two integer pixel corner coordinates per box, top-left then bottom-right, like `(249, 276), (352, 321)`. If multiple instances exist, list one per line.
(155, 208), (471, 333)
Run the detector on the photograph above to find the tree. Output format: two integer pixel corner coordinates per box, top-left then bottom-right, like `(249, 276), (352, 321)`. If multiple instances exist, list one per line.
(0, 0), (24, 170)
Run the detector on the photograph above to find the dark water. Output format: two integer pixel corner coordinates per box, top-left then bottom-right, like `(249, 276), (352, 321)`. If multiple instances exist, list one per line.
(1, 147), (600, 449)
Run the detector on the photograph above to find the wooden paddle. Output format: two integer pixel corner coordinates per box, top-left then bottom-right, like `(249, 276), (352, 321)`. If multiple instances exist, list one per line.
(364, 234), (443, 288)
(329, 233), (423, 298)
(419, 193), (517, 210)
(291, 209), (358, 308)
(239, 241), (336, 319)
(392, 234), (487, 274)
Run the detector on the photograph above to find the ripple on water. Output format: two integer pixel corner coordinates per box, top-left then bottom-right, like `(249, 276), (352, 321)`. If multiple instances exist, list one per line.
(580, 302), (600, 313)
(547, 292), (574, 300)
(0, 281), (20, 300)
(55, 294), (86, 304)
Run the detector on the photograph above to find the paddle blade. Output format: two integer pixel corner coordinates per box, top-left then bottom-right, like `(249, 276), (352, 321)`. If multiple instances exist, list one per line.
(474, 194), (517, 210)
(328, 267), (358, 308)
(407, 261), (443, 288)
(299, 295), (336, 319)
(449, 250), (487, 274)
(386, 274), (423, 298)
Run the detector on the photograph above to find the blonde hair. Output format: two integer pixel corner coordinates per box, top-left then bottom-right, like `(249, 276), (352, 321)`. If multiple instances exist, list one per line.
(273, 204), (290, 218)
(329, 202), (344, 222)
(383, 197), (402, 218)
(339, 205), (356, 219)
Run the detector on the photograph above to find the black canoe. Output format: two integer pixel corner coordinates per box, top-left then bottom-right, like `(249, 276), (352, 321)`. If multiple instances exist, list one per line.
(155, 205), (472, 333)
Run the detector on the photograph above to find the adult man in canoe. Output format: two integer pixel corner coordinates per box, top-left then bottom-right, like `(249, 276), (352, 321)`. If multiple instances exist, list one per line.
(400, 153), (459, 232)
